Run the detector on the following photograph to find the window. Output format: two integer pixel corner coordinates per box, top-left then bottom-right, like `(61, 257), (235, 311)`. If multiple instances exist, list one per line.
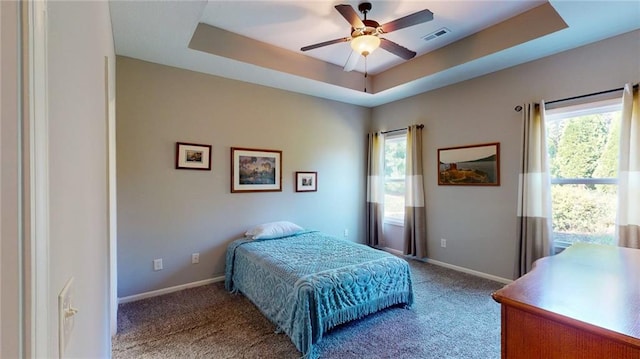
(545, 98), (622, 249)
(383, 133), (407, 224)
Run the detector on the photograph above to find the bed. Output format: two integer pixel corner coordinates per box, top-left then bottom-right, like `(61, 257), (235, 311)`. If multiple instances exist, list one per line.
(225, 226), (414, 358)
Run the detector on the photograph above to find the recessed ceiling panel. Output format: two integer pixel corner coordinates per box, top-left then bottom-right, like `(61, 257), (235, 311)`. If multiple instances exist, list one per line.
(199, 0), (546, 74)
(110, 0), (640, 107)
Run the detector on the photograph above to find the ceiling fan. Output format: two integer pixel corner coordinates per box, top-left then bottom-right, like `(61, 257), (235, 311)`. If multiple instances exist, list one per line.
(300, 2), (434, 72)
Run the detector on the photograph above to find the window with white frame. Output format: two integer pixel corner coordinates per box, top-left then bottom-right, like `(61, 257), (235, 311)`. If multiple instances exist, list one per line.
(545, 97), (622, 249)
(383, 133), (407, 224)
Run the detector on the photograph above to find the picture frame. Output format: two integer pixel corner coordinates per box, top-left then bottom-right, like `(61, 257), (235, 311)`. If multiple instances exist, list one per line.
(295, 171), (317, 192)
(231, 147), (282, 193)
(438, 142), (500, 186)
(175, 142), (212, 170)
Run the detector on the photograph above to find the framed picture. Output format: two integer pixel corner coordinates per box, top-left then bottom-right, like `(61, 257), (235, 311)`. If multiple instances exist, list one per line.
(438, 142), (500, 186)
(231, 147), (282, 193)
(295, 171), (317, 192)
(175, 142), (212, 170)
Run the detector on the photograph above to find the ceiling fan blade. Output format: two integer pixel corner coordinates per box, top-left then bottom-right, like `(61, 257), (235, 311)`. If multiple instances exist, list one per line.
(381, 9), (434, 33)
(379, 38), (416, 60)
(343, 50), (360, 72)
(335, 4), (365, 29)
(301, 37), (350, 52)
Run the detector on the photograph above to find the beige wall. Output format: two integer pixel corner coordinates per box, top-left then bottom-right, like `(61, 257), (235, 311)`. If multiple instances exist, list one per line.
(372, 29), (640, 280)
(117, 29), (640, 296)
(1, 1), (116, 356)
(47, 1), (115, 356)
(1, 2), (20, 357)
(116, 57), (370, 297)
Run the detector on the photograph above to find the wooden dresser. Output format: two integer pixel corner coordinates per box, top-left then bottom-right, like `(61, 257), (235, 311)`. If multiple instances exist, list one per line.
(492, 243), (640, 358)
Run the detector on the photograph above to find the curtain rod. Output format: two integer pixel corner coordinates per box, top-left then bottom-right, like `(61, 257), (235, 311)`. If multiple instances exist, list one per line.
(381, 124), (424, 134)
(514, 84), (638, 112)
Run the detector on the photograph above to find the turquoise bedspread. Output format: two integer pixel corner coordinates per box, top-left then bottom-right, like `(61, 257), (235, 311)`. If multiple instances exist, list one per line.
(225, 230), (414, 358)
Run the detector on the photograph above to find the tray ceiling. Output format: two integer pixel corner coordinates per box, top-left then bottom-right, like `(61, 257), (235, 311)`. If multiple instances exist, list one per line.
(110, 1), (640, 107)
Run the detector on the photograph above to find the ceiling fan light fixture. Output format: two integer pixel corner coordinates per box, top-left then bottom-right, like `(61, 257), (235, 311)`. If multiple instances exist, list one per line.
(350, 34), (380, 56)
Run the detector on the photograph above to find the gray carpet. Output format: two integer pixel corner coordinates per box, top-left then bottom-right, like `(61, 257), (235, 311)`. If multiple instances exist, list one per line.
(112, 260), (505, 358)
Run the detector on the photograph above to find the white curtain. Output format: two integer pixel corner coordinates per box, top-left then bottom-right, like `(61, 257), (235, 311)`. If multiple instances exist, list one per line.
(517, 103), (553, 277)
(366, 132), (385, 247)
(617, 84), (640, 248)
(403, 125), (427, 258)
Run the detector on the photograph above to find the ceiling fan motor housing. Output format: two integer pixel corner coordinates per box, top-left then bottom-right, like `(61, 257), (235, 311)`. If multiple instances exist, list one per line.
(351, 19), (381, 37)
(301, 2), (433, 63)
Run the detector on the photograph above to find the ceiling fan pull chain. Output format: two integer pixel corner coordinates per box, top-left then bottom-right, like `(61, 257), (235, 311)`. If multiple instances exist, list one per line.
(364, 56), (368, 93)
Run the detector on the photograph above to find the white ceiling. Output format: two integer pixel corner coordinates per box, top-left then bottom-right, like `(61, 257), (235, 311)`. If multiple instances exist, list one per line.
(198, 0), (545, 74)
(110, 1), (640, 107)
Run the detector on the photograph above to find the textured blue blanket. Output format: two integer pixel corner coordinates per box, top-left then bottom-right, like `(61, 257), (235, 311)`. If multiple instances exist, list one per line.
(225, 231), (414, 358)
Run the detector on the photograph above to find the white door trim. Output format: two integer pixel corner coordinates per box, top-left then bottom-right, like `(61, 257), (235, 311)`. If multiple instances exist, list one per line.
(24, 0), (50, 356)
(105, 55), (118, 338)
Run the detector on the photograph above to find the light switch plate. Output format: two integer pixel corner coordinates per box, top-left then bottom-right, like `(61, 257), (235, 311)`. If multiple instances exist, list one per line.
(58, 277), (77, 357)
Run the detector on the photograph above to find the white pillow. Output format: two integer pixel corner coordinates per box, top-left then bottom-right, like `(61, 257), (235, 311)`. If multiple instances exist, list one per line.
(245, 221), (304, 240)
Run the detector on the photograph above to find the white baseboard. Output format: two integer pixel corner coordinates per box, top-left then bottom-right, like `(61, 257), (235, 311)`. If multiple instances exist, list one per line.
(118, 252), (512, 304)
(381, 247), (512, 284)
(424, 258), (513, 284)
(118, 276), (225, 304)
(382, 247), (403, 256)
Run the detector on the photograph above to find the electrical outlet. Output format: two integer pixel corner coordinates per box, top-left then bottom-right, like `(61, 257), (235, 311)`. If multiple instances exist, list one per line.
(192, 253), (200, 264)
(153, 258), (163, 271)
(441, 238), (447, 248)
(344, 229), (349, 237)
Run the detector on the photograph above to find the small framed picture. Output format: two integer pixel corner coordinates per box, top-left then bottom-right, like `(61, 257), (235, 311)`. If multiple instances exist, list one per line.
(295, 171), (317, 192)
(231, 147), (282, 193)
(176, 142), (212, 170)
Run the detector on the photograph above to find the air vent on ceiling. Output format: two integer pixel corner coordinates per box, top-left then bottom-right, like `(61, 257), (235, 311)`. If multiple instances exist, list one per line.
(422, 27), (451, 42)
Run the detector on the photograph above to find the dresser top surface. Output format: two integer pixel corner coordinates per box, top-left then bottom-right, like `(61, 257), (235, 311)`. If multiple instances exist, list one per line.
(493, 243), (640, 342)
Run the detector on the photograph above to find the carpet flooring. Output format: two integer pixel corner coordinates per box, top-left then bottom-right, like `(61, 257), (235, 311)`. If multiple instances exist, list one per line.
(112, 260), (505, 358)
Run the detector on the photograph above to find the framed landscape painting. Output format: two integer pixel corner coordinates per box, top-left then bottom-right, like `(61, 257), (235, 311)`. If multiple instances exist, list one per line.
(231, 147), (282, 193)
(175, 142), (212, 170)
(438, 142), (500, 186)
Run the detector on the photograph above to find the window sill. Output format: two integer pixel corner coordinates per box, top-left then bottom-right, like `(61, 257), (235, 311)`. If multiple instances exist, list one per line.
(553, 240), (572, 255)
(384, 218), (404, 227)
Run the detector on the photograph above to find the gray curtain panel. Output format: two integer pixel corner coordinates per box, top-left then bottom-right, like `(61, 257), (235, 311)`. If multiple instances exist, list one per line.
(366, 132), (384, 248)
(403, 125), (427, 258)
(516, 103), (553, 277)
(617, 84), (640, 249)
